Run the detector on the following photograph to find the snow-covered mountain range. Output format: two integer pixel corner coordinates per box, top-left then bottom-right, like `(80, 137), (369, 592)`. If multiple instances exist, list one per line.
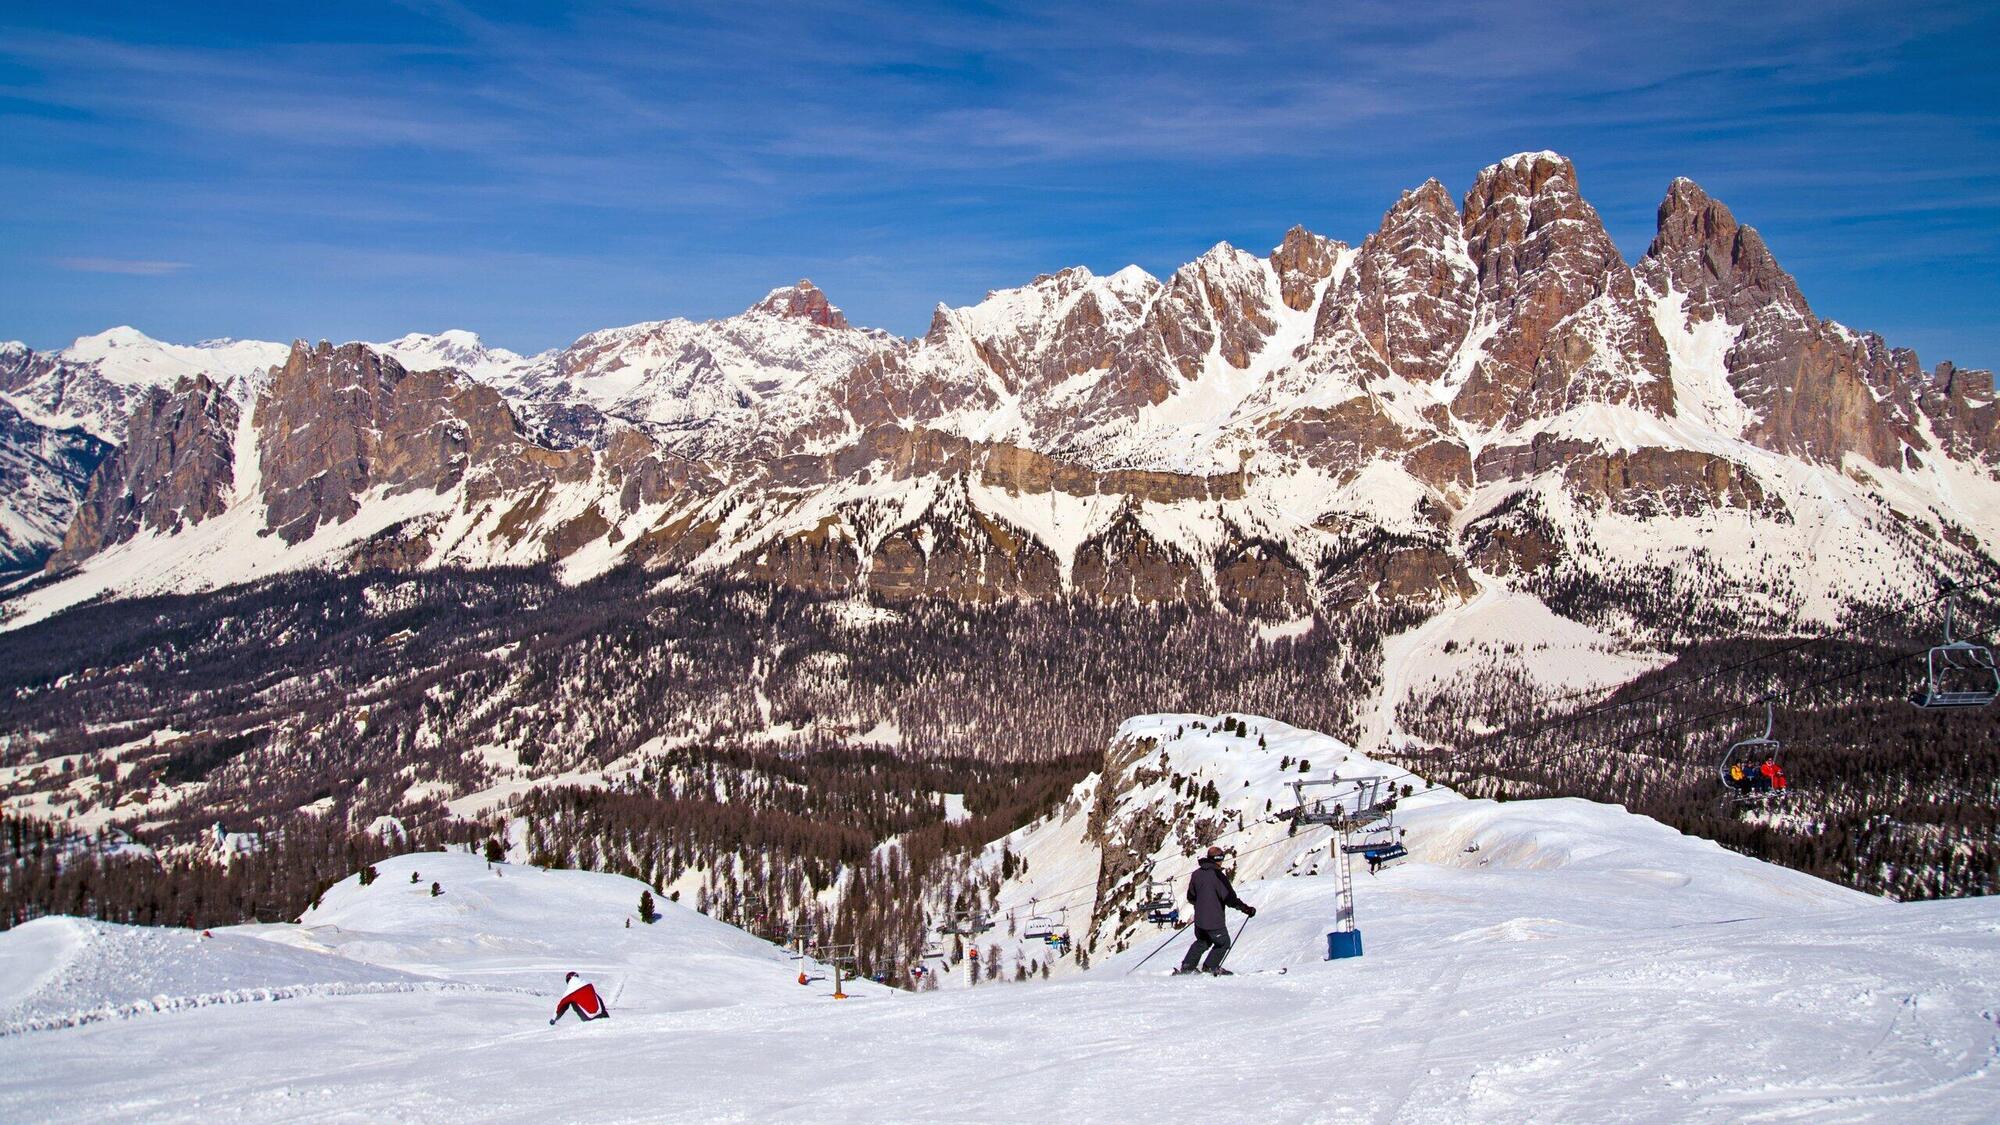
(3, 153), (1994, 632)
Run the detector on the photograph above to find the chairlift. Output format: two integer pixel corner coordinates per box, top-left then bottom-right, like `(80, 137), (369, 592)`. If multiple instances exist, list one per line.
(944, 910), (992, 936)
(1022, 900), (1058, 941)
(1039, 908), (1070, 945)
(1139, 875), (1179, 925)
(1341, 815), (1408, 870)
(1718, 699), (1790, 806)
(1910, 597), (1999, 710)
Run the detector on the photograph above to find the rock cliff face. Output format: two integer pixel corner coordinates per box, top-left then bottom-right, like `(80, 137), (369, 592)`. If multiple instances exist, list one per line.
(1346, 179), (1474, 385)
(252, 342), (587, 544)
(1634, 178), (1970, 469)
(0, 399), (111, 573)
(1455, 152), (1671, 428)
(51, 377), (238, 568)
(17, 152), (1999, 626)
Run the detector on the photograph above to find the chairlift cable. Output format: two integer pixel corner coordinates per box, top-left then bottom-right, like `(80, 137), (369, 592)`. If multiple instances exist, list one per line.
(925, 588), (1996, 934)
(1413, 574), (2000, 775)
(1396, 622), (2000, 803)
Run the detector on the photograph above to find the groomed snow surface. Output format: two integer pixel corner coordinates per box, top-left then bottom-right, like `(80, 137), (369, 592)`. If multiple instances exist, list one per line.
(4, 731), (1999, 1121)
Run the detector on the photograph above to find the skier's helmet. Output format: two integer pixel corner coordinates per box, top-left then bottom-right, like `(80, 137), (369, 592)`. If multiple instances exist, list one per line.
(1207, 845), (1225, 859)
(565, 971), (578, 982)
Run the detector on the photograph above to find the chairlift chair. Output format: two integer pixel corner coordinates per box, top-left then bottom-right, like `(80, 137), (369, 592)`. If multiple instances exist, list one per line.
(1139, 876), (1179, 925)
(1023, 914), (1057, 941)
(1718, 699), (1790, 806)
(945, 910), (992, 936)
(1039, 908), (1069, 944)
(1910, 598), (1999, 710)
(1342, 816), (1408, 868)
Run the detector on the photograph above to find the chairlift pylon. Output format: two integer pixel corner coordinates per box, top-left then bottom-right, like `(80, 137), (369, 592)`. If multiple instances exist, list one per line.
(1289, 774), (1396, 833)
(1910, 596), (1999, 710)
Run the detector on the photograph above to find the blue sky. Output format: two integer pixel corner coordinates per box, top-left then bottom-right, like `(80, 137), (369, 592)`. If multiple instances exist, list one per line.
(3, 1), (1997, 369)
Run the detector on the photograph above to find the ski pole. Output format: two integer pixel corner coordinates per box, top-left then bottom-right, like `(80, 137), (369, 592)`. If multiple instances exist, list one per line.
(1126, 926), (1188, 975)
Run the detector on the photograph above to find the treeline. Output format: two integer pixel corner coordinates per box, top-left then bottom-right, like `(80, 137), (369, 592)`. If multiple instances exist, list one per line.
(1397, 630), (2000, 899)
(7, 548), (1993, 950)
(510, 744), (1093, 979)
(0, 565), (1411, 949)
(1, 809), (484, 930)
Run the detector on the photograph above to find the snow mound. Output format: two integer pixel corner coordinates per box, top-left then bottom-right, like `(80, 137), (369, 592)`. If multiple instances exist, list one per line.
(258, 851), (882, 1011)
(0, 917), (442, 1035)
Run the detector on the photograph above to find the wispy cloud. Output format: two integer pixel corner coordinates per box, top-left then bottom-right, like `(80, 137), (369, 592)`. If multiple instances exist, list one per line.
(0, 0), (1993, 366)
(53, 258), (191, 276)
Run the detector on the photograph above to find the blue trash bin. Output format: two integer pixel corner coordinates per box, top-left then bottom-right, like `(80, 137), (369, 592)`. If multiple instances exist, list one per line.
(1326, 929), (1364, 960)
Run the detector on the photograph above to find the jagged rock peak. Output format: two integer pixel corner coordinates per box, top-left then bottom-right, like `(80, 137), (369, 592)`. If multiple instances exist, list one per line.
(1029, 265), (1095, 287)
(1482, 149), (1576, 179)
(1394, 178), (1458, 213)
(1642, 177), (1807, 319)
(1460, 148), (1620, 298)
(1345, 177), (1477, 383)
(1463, 151), (1586, 221)
(51, 374), (239, 569)
(748, 280), (849, 330)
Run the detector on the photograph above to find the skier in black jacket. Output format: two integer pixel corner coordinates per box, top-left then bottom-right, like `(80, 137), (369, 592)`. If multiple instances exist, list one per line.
(1176, 846), (1256, 975)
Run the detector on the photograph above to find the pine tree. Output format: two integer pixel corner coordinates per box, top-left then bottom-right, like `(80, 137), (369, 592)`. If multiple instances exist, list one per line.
(430, 881), (441, 897)
(638, 889), (656, 922)
(484, 838), (504, 863)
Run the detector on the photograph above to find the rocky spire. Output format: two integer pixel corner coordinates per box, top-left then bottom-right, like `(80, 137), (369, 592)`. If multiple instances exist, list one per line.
(1639, 177), (1808, 323)
(1269, 226), (1343, 312)
(1453, 152), (1667, 427)
(51, 376), (238, 568)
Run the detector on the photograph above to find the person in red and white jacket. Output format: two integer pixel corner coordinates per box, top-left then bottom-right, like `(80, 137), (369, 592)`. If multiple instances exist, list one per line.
(550, 972), (609, 1024)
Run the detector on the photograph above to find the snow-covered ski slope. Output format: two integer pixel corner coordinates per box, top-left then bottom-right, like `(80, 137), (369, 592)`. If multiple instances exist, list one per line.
(4, 741), (1999, 1121)
(949, 715), (1859, 982)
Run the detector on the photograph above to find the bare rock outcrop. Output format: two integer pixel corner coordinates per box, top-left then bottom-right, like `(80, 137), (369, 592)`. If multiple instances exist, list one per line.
(750, 279), (850, 329)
